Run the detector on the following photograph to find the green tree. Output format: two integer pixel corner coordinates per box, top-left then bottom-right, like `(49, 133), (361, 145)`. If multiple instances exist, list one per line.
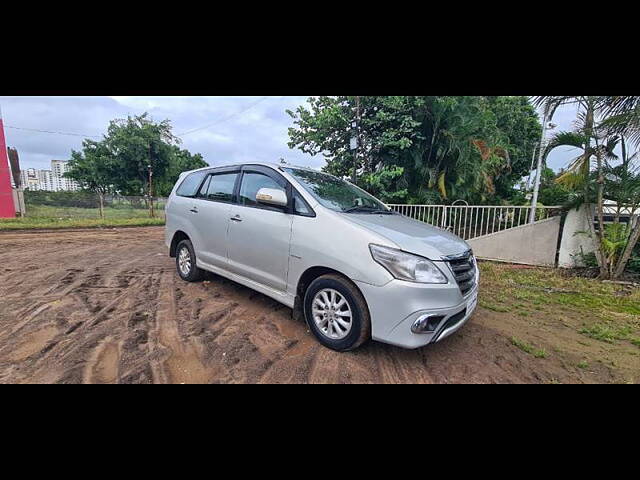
(360, 166), (408, 203)
(601, 136), (640, 277)
(66, 113), (208, 217)
(484, 96), (541, 200)
(155, 145), (208, 197)
(600, 96), (640, 145)
(104, 113), (177, 216)
(537, 167), (574, 206)
(288, 96), (540, 204)
(66, 140), (118, 218)
(536, 96), (640, 279)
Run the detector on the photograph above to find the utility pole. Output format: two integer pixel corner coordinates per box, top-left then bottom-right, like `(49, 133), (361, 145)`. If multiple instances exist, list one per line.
(351, 96), (361, 184)
(529, 106), (552, 224)
(525, 143), (538, 190)
(147, 140), (157, 218)
(148, 163), (154, 218)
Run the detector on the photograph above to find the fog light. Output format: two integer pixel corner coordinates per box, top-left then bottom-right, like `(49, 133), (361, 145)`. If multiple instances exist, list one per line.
(411, 315), (445, 334)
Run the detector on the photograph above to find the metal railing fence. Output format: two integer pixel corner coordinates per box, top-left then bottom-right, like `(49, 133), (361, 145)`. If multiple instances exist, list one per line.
(386, 204), (563, 240)
(22, 191), (169, 220)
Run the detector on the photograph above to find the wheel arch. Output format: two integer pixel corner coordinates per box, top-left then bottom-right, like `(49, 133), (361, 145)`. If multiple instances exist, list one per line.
(169, 230), (191, 258)
(295, 266), (367, 309)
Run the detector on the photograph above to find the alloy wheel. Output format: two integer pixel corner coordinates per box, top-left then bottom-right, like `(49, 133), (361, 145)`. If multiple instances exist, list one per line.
(311, 288), (353, 340)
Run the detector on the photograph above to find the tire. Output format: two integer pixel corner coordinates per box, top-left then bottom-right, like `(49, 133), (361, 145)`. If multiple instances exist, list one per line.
(175, 239), (204, 282)
(303, 274), (371, 351)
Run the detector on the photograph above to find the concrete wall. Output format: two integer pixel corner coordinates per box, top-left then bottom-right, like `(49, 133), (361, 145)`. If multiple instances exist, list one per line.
(12, 189), (26, 216)
(468, 216), (561, 267)
(557, 204), (597, 268)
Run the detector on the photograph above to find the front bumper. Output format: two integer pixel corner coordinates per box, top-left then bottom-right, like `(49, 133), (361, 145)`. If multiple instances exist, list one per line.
(354, 269), (479, 349)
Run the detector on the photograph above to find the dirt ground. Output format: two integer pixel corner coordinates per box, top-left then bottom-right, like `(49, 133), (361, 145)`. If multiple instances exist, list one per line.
(0, 227), (637, 384)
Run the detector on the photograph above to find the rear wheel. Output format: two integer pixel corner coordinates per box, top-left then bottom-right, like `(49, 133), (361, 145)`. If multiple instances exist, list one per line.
(303, 274), (371, 351)
(176, 239), (204, 282)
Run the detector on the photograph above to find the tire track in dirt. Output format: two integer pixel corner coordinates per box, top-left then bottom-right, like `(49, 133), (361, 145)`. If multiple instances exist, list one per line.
(0, 228), (171, 383)
(5, 326), (59, 363)
(1, 227), (626, 384)
(83, 337), (121, 384)
(152, 272), (215, 384)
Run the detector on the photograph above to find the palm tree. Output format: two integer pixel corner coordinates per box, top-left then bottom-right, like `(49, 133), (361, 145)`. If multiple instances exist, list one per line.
(534, 96), (615, 278)
(544, 131), (591, 190)
(599, 96), (640, 146)
(602, 136), (640, 278)
(545, 129), (619, 191)
(536, 96), (640, 279)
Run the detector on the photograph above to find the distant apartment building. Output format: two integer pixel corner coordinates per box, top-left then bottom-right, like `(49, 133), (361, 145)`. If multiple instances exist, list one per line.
(20, 160), (80, 192)
(20, 168), (43, 190)
(51, 160), (79, 191)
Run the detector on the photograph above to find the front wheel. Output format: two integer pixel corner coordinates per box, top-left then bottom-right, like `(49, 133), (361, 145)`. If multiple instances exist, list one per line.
(176, 239), (204, 282)
(303, 274), (371, 351)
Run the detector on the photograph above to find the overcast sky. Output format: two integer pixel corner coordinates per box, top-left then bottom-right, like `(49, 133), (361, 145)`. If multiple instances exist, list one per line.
(0, 96), (582, 174)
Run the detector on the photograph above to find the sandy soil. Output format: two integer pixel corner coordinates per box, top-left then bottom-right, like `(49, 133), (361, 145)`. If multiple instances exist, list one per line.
(0, 227), (630, 384)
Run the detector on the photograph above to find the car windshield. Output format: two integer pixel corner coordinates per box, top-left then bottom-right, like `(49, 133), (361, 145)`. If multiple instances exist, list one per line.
(284, 167), (391, 213)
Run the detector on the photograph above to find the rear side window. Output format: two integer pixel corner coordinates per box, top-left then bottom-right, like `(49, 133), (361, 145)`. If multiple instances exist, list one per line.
(205, 173), (239, 203)
(176, 171), (207, 197)
(196, 175), (212, 198)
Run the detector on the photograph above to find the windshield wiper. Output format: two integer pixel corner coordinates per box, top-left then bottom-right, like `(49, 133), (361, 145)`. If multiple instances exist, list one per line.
(343, 206), (394, 215)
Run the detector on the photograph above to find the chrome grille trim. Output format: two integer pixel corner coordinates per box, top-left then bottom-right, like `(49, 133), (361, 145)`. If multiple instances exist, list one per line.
(443, 250), (477, 296)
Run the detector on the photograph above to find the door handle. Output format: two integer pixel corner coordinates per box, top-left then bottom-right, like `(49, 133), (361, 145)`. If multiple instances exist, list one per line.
(190, 207), (198, 213)
(230, 215), (243, 222)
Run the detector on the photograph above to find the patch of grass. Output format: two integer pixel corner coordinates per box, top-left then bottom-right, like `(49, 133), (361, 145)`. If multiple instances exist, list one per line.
(555, 292), (640, 316)
(630, 338), (640, 348)
(579, 322), (633, 344)
(25, 204), (165, 220)
(0, 216), (165, 231)
(577, 360), (589, 369)
(478, 263), (640, 326)
(0, 202), (167, 231)
(479, 300), (511, 312)
(510, 337), (547, 358)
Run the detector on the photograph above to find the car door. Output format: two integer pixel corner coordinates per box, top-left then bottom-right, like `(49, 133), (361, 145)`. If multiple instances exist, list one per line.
(191, 169), (240, 269)
(167, 169), (210, 249)
(226, 166), (293, 292)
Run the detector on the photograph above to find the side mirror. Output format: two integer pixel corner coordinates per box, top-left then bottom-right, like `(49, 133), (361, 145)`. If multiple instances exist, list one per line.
(256, 187), (288, 207)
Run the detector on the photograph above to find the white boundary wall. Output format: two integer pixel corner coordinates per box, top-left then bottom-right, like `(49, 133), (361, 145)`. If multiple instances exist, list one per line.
(558, 205), (596, 268)
(467, 216), (562, 267)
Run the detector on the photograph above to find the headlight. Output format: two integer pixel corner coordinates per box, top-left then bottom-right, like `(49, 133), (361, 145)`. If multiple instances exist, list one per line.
(369, 244), (448, 284)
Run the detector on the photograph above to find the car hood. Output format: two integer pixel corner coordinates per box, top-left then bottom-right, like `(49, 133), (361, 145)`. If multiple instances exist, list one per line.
(343, 212), (470, 259)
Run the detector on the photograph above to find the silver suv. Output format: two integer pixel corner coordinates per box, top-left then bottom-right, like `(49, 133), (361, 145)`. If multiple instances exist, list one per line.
(165, 163), (478, 351)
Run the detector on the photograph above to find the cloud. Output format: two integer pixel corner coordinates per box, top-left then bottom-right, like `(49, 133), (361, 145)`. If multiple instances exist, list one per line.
(4, 96), (584, 179)
(0, 95), (323, 171)
(538, 102), (583, 172)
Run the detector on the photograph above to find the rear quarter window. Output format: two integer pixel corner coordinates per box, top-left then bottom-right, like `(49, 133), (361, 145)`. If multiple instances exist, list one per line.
(176, 171), (208, 197)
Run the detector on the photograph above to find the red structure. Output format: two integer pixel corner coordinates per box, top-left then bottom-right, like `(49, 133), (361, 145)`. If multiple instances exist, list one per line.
(0, 106), (17, 218)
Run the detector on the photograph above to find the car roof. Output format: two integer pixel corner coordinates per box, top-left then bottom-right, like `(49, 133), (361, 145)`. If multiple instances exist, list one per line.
(187, 161), (320, 174)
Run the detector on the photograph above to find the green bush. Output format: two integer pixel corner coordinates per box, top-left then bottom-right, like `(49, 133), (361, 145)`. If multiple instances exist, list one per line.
(628, 250), (640, 274)
(573, 246), (640, 275)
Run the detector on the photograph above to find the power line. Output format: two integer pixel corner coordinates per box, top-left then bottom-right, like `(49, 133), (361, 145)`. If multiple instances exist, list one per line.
(4, 125), (101, 138)
(5, 96), (271, 140)
(176, 97), (270, 137)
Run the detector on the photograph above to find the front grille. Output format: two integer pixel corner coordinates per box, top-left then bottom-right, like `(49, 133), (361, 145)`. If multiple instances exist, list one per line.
(444, 250), (477, 296)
